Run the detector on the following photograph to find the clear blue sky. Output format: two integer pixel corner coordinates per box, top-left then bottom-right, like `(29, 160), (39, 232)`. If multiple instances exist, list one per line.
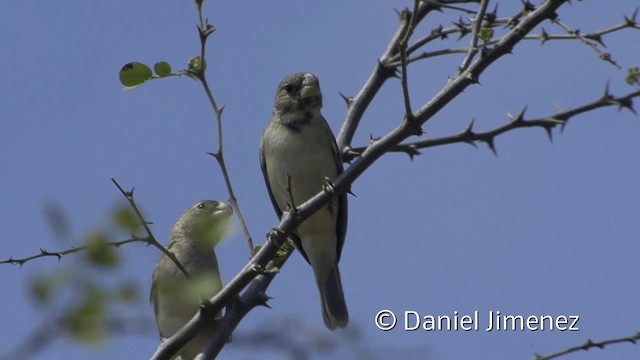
(1, 1), (638, 359)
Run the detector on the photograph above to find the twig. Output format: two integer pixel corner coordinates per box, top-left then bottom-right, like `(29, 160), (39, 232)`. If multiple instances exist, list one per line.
(457, 0), (490, 75)
(534, 332), (640, 360)
(193, 2), (255, 255)
(111, 178), (190, 278)
(152, 1), (637, 359)
(397, 1), (421, 120)
(551, 17), (621, 68)
(336, 1), (444, 151)
(0, 239), (140, 266)
(346, 87), (640, 159)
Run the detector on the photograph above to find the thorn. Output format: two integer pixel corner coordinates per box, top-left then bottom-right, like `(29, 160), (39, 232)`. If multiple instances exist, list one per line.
(338, 92), (354, 108)
(453, 17), (471, 40)
(431, 24), (444, 38)
(506, 16), (519, 29)
(402, 144), (422, 160)
(543, 124), (554, 143)
(256, 292), (272, 308)
(463, 119), (475, 134)
(586, 34), (606, 47)
(376, 60), (397, 79)
(615, 98), (637, 115)
(624, 8), (639, 28)
(483, 137), (498, 157)
(219, 105), (225, 115)
(404, 115), (424, 136)
(466, 72), (481, 84)
(507, 105), (527, 123)
(462, 119), (477, 148)
(521, 0), (535, 12)
(601, 81), (612, 101)
(539, 28), (549, 44)
(485, 4), (498, 23)
(347, 189), (357, 197)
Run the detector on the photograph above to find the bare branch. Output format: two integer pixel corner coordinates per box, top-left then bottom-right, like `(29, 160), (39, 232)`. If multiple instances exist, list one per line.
(534, 332), (640, 360)
(193, 3), (255, 255)
(111, 178), (191, 278)
(457, 0), (490, 75)
(551, 17), (621, 68)
(347, 88), (640, 159)
(336, 1), (445, 151)
(0, 239), (140, 267)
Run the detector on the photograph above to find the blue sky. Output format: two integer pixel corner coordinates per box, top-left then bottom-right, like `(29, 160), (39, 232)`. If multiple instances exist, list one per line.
(1, 1), (639, 359)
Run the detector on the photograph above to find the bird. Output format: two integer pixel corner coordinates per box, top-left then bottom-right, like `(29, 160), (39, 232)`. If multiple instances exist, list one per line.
(151, 200), (233, 359)
(260, 72), (349, 330)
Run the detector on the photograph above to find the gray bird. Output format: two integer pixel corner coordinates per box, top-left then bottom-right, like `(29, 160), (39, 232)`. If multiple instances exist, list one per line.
(260, 72), (349, 330)
(151, 200), (233, 359)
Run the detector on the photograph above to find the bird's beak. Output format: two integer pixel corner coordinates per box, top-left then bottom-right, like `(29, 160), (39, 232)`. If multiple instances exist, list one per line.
(215, 202), (233, 215)
(301, 73), (321, 99)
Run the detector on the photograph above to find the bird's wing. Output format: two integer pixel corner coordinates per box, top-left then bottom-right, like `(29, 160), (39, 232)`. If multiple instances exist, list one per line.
(259, 129), (308, 262)
(329, 125), (348, 261)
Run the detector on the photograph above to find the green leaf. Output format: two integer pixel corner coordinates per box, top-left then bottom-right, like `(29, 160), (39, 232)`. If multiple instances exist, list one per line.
(625, 66), (639, 86)
(188, 56), (206, 73)
(30, 276), (56, 304)
(479, 28), (494, 45)
(112, 206), (138, 233)
(84, 232), (118, 267)
(154, 61), (172, 77)
(66, 288), (105, 345)
(119, 62), (153, 87)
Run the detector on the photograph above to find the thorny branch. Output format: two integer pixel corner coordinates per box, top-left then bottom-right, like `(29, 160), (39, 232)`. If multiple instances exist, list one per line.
(5, 1), (639, 359)
(154, 1), (640, 359)
(0, 239), (139, 267)
(346, 87), (640, 160)
(192, 1), (255, 255)
(111, 178), (190, 278)
(534, 332), (640, 360)
(0, 178), (190, 278)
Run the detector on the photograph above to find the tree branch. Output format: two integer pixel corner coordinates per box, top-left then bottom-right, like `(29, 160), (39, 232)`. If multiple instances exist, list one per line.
(193, 1), (255, 256)
(534, 332), (640, 360)
(346, 87), (640, 160)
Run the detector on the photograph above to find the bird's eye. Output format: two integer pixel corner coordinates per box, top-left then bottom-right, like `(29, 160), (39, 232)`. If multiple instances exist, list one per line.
(284, 84), (294, 93)
(197, 202), (206, 209)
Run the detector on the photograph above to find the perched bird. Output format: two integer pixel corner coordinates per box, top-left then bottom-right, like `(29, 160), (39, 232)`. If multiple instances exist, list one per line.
(151, 200), (233, 359)
(260, 72), (349, 330)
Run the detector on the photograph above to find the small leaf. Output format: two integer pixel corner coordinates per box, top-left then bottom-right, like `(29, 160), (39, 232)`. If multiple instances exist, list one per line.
(119, 62), (153, 87)
(625, 66), (640, 86)
(116, 282), (138, 302)
(188, 56), (206, 73)
(112, 206), (138, 233)
(66, 288), (105, 345)
(479, 28), (494, 45)
(84, 232), (118, 267)
(30, 276), (56, 304)
(154, 61), (172, 77)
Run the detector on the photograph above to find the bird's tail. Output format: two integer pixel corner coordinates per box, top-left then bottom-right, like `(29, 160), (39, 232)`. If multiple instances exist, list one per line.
(318, 264), (349, 330)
